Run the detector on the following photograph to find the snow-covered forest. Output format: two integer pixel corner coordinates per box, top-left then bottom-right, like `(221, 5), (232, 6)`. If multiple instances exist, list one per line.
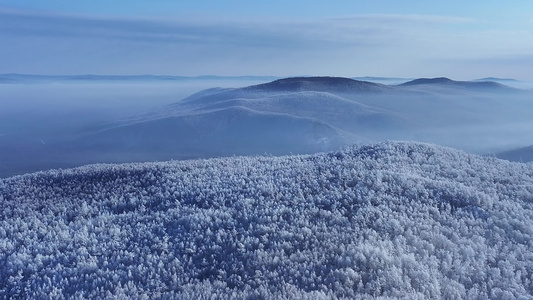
(2, 141), (533, 299)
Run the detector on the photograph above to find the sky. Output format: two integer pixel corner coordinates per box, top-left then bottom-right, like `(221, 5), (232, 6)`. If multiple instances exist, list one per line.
(1, 0), (532, 80)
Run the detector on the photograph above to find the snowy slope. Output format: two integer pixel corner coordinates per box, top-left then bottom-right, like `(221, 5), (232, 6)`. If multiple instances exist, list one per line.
(82, 105), (351, 157)
(2, 141), (533, 299)
(76, 77), (413, 162)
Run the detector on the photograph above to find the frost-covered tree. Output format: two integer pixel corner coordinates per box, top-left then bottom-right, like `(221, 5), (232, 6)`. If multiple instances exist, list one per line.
(1, 141), (533, 299)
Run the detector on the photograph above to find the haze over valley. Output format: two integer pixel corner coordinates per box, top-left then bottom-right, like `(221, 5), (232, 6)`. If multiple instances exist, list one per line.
(1, 75), (532, 177)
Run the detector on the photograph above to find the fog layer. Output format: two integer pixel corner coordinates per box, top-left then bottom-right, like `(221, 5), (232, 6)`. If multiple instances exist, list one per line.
(1, 76), (532, 177)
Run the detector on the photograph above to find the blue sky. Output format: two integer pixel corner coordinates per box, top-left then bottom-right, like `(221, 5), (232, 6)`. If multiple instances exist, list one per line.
(1, 1), (532, 80)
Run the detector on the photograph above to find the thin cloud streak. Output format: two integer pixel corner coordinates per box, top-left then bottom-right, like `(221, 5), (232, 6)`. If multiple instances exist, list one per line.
(0, 9), (403, 47)
(0, 8), (531, 79)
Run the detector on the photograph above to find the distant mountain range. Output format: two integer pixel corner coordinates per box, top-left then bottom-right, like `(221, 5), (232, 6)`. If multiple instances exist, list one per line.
(246, 76), (392, 93)
(402, 77), (478, 86)
(74, 77), (411, 160)
(474, 77), (519, 82)
(0, 73), (527, 86)
(70, 77), (527, 160)
(0, 73), (280, 83)
(399, 77), (512, 91)
(1, 76), (532, 177)
(2, 73), (532, 90)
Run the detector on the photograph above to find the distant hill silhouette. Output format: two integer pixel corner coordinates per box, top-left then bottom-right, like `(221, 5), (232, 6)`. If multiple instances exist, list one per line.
(474, 77), (518, 82)
(400, 77), (512, 91)
(496, 145), (533, 162)
(401, 77), (455, 85)
(246, 76), (392, 93)
(0, 73), (279, 83)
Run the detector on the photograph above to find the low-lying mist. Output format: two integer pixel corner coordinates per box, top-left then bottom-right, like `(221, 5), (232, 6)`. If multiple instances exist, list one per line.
(1, 77), (532, 178)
